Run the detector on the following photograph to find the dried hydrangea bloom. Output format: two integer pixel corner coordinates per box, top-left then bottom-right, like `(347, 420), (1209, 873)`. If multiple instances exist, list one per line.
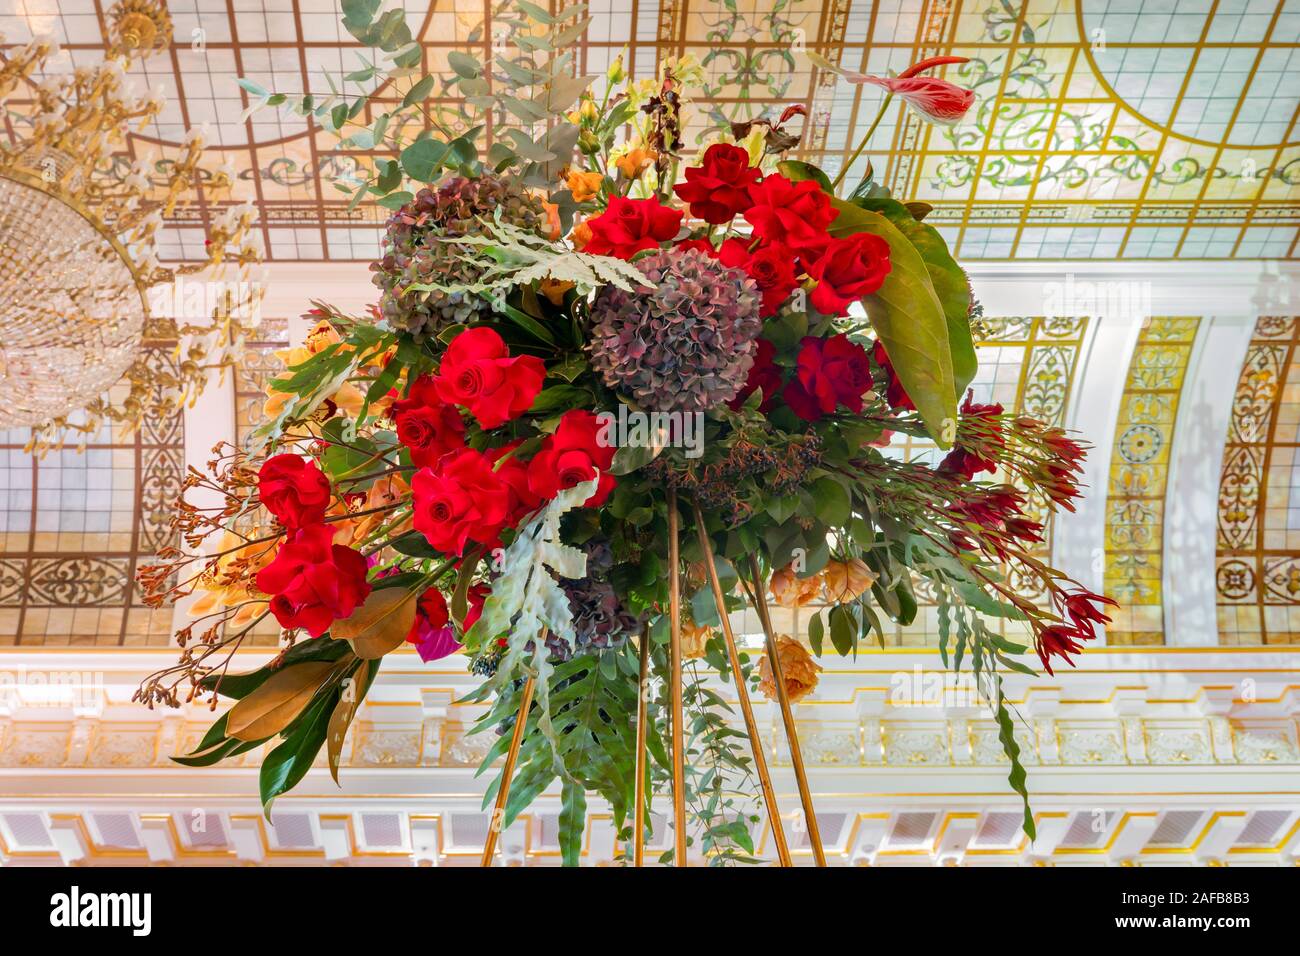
(588, 247), (762, 412)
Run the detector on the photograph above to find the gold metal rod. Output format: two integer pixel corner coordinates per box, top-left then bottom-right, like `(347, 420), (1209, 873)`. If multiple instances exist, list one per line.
(666, 486), (688, 866)
(632, 625), (651, 867)
(693, 502), (792, 868)
(747, 553), (827, 866)
(480, 672), (536, 867)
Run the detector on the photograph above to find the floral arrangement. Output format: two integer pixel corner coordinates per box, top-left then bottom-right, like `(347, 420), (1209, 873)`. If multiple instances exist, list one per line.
(137, 2), (1114, 866)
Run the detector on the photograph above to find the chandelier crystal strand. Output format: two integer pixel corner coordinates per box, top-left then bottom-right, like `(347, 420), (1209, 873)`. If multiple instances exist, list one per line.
(0, 0), (263, 452)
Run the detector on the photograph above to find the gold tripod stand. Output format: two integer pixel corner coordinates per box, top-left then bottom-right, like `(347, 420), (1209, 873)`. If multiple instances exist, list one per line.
(481, 490), (826, 866)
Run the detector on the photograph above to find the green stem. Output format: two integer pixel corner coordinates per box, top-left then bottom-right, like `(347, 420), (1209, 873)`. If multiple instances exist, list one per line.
(830, 92), (894, 193)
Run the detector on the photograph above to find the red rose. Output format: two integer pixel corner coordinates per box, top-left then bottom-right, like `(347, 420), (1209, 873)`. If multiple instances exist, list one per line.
(412, 448), (512, 556)
(394, 373), (466, 468)
(783, 334), (873, 421)
(674, 238), (720, 258)
(256, 524), (372, 638)
(584, 196), (683, 259)
(527, 409), (616, 507)
(673, 143), (760, 224)
(258, 454), (332, 530)
(719, 238), (799, 317)
(727, 338), (782, 412)
(805, 232), (891, 316)
(742, 174), (837, 252)
(872, 341), (915, 411)
(489, 441), (544, 526)
(434, 327), (545, 430)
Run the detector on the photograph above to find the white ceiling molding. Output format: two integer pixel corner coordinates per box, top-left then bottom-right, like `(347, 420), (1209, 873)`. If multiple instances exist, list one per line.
(1, 648), (1297, 865)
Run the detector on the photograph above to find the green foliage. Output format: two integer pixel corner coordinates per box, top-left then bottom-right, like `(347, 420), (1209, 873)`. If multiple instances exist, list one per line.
(471, 643), (644, 864)
(854, 196), (977, 396)
(179, 653), (380, 818)
(238, 2), (597, 209)
(652, 658), (764, 866)
(465, 479), (593, 776)
(827, 198), (958, 447)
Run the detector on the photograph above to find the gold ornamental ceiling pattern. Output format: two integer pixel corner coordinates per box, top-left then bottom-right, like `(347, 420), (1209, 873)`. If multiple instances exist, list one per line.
(0, 0), (1295, 261)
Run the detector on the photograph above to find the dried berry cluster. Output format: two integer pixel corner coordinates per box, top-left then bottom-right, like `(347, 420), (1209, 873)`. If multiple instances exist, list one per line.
(646, 432), (823, 526)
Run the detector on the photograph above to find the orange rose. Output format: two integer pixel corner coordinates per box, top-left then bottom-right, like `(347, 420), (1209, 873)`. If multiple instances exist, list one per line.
(770, 564), (822, 608)
(822, 558), (877, 604)
(758, 635), (822, 704)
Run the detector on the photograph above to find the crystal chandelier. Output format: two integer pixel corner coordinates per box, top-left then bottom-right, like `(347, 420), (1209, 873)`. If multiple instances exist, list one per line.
(0, 0), (262, 451)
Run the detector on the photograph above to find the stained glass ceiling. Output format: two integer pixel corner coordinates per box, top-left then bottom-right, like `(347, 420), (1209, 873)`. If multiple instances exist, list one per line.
(0, 0), (1297, 261)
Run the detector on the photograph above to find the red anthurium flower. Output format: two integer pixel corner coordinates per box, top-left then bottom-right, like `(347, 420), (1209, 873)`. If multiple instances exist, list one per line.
(394, 373), (466, 468)
(411, 448), (512, 557)
(784, 334), (874, 421)
(583, 196), (683, 259)
(804, 232), (891, 316)
(258, 454), (332, 530)
(673, 143), (761, 224)
(743, 174), (838, 252)
(256, 524), (372, 638)
(527, 409), (617, 507)
(434, 327), (545, 430)
(719, 238), (799, 317)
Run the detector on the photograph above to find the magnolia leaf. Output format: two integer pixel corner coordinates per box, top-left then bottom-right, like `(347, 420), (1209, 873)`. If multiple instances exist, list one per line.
(855, 196), (976, 396)
(226, 661), (336, 742)
(334, 586), (419, 659)
(326, 659), (372, 784)
(827, 198), (957, 447)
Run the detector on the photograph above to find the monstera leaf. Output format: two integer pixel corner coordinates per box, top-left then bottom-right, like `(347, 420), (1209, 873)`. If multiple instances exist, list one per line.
(464, 478), (594, 771)
(827, 198), (958, 447)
